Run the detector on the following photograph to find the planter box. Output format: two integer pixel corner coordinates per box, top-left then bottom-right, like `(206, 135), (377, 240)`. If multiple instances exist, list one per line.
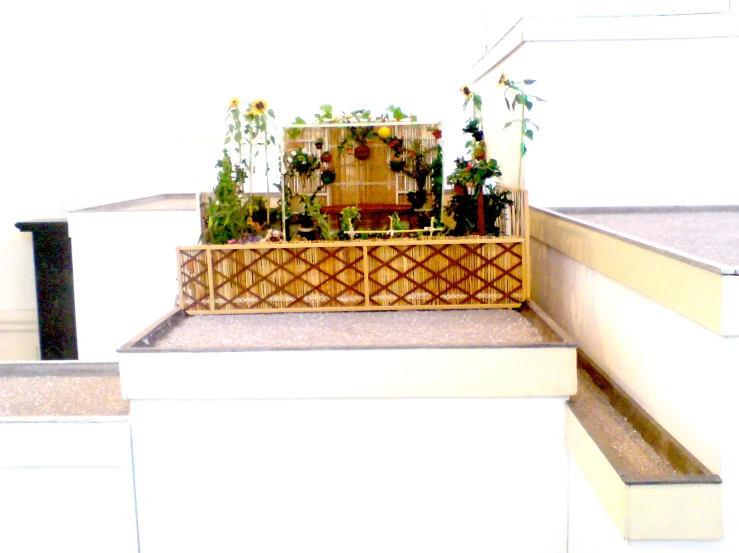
(178, 236), (529, 313)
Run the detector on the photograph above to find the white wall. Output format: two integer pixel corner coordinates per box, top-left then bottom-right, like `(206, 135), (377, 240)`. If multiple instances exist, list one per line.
(69, 206), (200, 360)
(1, 2), (70, 333)
(0, 310), (39, 360)
(0, 420), (138, 553)
(474, 12), (739, 208)
(130, 397), (569, 553)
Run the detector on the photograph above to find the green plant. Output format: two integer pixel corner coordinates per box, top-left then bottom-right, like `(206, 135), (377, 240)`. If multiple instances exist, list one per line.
(499, 74), (544, 157)
(224, 98), (277, 225)
(304, 197), (333, 240)
(314, 104), (333, 122)
(401, 141), (439, 211)
(385, 105), (409, 121)
(339, 206), (361, 240)
(446, 179), (511, 237)
(338, 125), (377, 156)
(202, 150), (250, 244)
(284, 148), (321, 178)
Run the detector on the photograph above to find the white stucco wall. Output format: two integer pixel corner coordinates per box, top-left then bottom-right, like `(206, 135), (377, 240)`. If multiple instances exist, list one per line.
(0, 420), (138, 553)
(130, 397), (569, 553)
(473, 12), (739, 208)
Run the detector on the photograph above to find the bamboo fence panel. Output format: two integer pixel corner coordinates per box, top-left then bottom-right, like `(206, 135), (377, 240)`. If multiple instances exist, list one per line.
(284, 123), (440, 209)
(178, 237), (526, 314)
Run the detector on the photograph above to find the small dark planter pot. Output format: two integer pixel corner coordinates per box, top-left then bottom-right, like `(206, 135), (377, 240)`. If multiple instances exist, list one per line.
(390, 159), (405, 172)
(472, 130), (485, 141)
(354, 144), (371, 160)
(321, 170), (336, 184)
(315, 140), (324, 150)
(297, 221), (317, 241)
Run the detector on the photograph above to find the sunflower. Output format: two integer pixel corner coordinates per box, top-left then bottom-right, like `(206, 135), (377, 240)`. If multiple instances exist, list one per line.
(229, 97), (240, 108)
(460, 85), (473, 99)
(497, 74), (508, 87)
(248, 98), (268, 116)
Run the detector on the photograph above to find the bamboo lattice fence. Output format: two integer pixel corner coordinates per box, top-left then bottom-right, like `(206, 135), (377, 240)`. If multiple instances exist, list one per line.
(178, 235), (529, 314)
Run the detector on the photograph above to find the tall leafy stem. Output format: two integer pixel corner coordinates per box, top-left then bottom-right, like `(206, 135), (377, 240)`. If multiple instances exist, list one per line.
(499, 75), (545, 189)
(224, 99), (277, 224)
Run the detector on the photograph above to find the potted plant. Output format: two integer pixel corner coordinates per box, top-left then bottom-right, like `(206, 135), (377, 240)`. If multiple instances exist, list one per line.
(321, 167), (336, 184)
(445, 156), (506, 236)
(285, 148), (321, 179)
(314, 137), (324, 150)
(390, 156), (405, 172)
(401, 141), (437, 209)
(320, 150), (332, 163)
(348, 126), (375, 160)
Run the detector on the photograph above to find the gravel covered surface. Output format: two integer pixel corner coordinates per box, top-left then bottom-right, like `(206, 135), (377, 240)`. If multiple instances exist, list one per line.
(559, 209), (739, 268)
(0, 375), (129, 417)
(569, 367), (679, 480)
(149, 308), (565, 351)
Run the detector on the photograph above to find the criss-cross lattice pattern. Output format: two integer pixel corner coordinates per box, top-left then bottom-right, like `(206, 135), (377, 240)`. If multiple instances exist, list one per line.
(178, 238), (526, 314)
(366, 242), (523, 306)
(208, 246), (365, 311)
(179, 249), (211, 310)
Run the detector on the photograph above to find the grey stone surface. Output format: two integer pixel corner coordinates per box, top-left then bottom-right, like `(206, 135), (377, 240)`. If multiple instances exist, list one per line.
(0, 363), (128, 417)
(556, 207), (739, 269)
(141, 307), (567, 352)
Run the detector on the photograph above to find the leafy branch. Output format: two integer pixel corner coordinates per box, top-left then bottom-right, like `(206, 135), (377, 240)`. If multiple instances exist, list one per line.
(499, 75), (544, 157)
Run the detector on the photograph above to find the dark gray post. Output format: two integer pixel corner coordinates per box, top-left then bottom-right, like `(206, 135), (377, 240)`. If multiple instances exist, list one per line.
(15, 220), (79, 360)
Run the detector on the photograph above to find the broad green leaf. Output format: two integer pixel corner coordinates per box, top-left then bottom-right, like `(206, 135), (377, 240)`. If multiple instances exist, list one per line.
(525, 129), (534, 140)
(523, 79), (536, 85)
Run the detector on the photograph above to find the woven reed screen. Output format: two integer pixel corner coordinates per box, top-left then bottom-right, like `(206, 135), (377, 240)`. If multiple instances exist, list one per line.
(178, 237), (527, 314)
(284, 122), (440, 207)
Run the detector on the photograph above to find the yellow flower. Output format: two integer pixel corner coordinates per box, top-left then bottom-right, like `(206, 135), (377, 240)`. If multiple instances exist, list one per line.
(229, 97), (240, 108)
(248, 98), (268, 116)
(460, 85), (473, 99)
(497, 74), (507, 87)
